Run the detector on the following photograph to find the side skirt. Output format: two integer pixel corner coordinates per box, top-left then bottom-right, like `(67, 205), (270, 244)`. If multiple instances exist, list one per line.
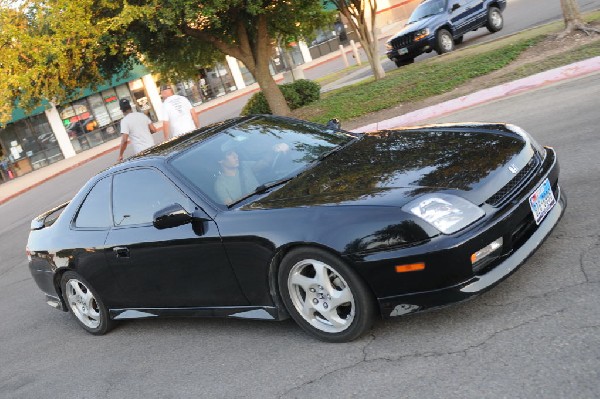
(109, 306), (285, 321)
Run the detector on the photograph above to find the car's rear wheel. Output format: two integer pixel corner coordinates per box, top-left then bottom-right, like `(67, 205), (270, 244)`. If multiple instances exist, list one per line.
(61, 271), (114, 335)
(435, 29), (454, 54)
(486, 7), (504, 33)
(278, 248), (376, 342)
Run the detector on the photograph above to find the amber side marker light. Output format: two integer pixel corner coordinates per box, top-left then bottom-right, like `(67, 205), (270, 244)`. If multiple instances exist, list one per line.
(395, 262), (425, 273)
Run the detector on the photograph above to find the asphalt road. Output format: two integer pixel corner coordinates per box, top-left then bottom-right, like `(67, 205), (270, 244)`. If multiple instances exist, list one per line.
(1, 70), (599, 397)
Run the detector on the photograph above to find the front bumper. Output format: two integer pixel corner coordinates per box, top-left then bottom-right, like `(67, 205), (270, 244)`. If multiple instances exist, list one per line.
(386, 37), (435, 62)
(379, 187), (566, 317)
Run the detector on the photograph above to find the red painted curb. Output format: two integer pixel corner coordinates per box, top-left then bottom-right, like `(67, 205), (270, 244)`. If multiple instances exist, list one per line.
(354, 56), (600, 132)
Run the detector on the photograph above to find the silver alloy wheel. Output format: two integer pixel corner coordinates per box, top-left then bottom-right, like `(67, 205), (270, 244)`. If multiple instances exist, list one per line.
(440, 32), (454, 52)
(490, 9), (502, 29)
(65, 278), (101, 329)
(287, 259), (355, 333)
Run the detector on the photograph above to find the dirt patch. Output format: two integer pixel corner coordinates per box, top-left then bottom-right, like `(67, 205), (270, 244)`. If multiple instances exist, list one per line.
(342, 27), (600, 130)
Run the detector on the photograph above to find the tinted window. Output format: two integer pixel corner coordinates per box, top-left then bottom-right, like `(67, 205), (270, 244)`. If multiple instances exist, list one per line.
(112, 168), (193, 227)
(75, 177), (111, 228)
(408, 0), (447, 23)
(170, 117), (353, 206)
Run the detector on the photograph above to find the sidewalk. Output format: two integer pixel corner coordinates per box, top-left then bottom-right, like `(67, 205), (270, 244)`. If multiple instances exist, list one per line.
(1, 56), (599, 206)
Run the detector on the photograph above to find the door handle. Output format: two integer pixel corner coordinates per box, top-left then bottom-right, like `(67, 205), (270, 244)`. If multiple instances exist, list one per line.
(113, 246), (130, 258)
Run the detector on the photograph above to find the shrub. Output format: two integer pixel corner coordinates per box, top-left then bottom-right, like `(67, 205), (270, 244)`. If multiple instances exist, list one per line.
(291, 79), (321, 105)
(241, 91), (271, 115)
(241, 79), (321, 115)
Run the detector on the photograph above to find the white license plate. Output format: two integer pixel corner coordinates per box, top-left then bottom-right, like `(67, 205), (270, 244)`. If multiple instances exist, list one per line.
(398, 48), (408, 55)
(529, 178), (556, 225)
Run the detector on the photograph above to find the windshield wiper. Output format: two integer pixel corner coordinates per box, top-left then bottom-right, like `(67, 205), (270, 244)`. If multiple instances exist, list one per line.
(229, 177), (295, 207)
(317, 136), (362, 162)
(228, 136), (362, 207)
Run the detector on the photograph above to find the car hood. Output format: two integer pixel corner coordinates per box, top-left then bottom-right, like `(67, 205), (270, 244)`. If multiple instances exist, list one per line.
(389, 17), (437, 40)
(247, 124), (535, 210)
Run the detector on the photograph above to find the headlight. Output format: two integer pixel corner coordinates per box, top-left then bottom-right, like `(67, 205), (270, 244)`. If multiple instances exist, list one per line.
(414, 28), (430, 41)
(402, 193), (485, 234)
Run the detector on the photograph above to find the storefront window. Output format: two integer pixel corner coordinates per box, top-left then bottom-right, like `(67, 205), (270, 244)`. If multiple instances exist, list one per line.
(197, 63), (237, 101)
(102, 88), (123, 121)
(58, 84), (133, 154)
(129, 79), (158, 121)
(0, 114), (65, 181)
(175, 80), (203, 106)
(89, 93), (111, 127)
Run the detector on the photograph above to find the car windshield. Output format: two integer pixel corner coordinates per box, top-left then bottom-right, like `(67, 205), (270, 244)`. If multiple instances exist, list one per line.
(407, 0), (447, 24)
(170, 117), (355, 206)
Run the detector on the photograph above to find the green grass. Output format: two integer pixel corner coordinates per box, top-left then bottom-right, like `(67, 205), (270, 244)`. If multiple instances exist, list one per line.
(293, 11), (600, 124)
(295, 37), (541, 124)
(313, 63), (364, 87)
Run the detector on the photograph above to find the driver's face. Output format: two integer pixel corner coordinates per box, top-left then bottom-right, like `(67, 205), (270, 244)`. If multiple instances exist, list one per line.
(221, 151), (239, 168)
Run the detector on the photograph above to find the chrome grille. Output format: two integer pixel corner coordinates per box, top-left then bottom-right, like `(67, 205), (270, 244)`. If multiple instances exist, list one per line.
(486, 155), (541, 207)
(390, 34), (414, 50)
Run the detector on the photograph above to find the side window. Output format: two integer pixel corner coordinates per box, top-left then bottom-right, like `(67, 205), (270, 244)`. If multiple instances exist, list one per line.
(112, 168), (194, 227)
(75, 177), (112, 228)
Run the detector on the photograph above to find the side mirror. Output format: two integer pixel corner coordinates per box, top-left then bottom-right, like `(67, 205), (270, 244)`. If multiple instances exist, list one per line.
(326, 118), (341, 130)
(153, 203), (192, 229)
(451, 3), (460, 12)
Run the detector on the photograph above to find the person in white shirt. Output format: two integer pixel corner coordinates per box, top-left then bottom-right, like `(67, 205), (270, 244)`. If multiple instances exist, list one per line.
(117, 99), (158, 162)
(161, 87), (200, 140)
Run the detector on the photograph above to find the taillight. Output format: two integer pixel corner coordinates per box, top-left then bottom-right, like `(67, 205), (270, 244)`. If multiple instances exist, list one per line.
(26, 246), (31, 261)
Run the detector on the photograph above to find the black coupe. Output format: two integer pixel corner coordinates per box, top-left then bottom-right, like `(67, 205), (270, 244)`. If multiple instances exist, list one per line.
(27, 116), (565, 342)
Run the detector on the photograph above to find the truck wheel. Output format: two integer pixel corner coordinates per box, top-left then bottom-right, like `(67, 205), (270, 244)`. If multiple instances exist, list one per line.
(435, 29), (454, 54)
(486, 7), (504, 33)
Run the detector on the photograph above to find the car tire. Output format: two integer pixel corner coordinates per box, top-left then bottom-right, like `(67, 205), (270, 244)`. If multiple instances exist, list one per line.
(435, 29), (455, 54)
(61, 271), (114, 335)
(454, 35), (464, 45)
(394, 58), (414, 68)
(486, 7), (504, 33)
(278, 248), (376, 342)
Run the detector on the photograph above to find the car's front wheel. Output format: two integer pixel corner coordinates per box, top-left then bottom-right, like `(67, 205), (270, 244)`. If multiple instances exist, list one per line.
(435, 29), (455, 54)
(486, 7), (504, 33)
(61, 271), (114, 335)
(278, 248), (376, 342)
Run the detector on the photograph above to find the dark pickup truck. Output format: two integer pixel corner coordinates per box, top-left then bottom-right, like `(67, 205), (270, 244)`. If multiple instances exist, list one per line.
(386, 0), (507, 67)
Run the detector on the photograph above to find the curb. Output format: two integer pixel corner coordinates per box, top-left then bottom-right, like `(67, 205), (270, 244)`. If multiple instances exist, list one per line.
(354, 56), (600, 132)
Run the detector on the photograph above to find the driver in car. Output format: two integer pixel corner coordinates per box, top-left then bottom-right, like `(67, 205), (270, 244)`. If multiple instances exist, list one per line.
(214, 142), (289, 205)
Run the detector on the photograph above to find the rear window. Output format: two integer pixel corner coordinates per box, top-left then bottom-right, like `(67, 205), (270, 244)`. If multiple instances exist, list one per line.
(75, 177), (112, 228)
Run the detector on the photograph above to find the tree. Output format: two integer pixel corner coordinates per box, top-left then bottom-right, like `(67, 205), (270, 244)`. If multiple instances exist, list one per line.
(329, 0), (385, 80)
(0, 0), (130, 124)
(559, 0), (600, 38)
(0, 0), (333, 123)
